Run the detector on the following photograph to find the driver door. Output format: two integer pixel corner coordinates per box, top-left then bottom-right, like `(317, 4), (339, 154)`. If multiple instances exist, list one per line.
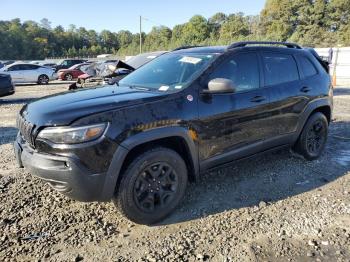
(7, 64), (24, 83)
(197, 52), (272, 170)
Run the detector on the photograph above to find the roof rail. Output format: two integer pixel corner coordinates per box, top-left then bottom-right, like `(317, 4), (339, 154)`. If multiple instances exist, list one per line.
(172, 45), (203, 51)
(227, 41), (302, 50)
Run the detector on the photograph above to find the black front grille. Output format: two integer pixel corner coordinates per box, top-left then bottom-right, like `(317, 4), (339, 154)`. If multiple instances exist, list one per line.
(16, 115), (35, 146)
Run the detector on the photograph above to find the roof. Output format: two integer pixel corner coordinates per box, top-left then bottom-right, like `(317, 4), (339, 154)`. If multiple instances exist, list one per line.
(172, 42), (306, 55)
(172, 46), (227, 54)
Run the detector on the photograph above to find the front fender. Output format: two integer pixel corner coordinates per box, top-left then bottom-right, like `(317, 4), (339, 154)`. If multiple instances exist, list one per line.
(99, 126), (199, 201)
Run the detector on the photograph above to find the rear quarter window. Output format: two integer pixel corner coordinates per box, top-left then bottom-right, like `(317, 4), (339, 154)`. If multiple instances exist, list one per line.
(262, 53), (299, 86)
(298, 56), (318, 78)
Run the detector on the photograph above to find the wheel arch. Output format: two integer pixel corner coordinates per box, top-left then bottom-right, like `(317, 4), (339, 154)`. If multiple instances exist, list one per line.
(100, 126), (199, 201)
(295, 98), (332, 141)
(312, 105), (331, 124)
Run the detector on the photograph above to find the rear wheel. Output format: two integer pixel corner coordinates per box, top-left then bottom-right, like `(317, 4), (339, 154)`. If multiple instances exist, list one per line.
(64, 73), (73, 81)
(294, 112), (328, 160)
(37, 74), (49, 85)
(114, 147), (188, 225)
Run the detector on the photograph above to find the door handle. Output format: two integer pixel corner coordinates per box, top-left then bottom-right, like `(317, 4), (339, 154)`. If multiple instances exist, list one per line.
(250, 96), (266, 103)
(300, 86), (312, 93)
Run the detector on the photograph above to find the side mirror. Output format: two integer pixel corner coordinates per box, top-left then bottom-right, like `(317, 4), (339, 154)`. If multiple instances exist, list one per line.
(204, 78), (236, 94)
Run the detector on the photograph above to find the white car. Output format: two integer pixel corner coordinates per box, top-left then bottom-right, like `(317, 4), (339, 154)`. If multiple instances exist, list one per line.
(0, 63), (57, 84)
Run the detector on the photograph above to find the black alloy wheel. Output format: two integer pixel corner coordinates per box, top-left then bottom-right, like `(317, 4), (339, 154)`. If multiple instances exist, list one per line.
(133, 162), (179, 213)
(114, 147), (188, 225)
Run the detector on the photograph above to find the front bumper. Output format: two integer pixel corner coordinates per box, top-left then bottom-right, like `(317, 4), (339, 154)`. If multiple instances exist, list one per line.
(14, 136), (108, 202)
(51, 73), (58, 80)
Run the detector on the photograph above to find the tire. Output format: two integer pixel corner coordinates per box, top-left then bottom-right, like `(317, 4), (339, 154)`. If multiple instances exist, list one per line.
(113, 147), (188, 225)
(64, 73), (73, 81)
(294, 112), (328, 160)
(37, 74), (49, 85)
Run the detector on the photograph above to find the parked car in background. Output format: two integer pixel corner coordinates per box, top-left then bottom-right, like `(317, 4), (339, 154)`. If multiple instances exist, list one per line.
(53, 59), (88, 72)
(58, 63), (90, 81)
(0, 63), (56, 84)
(70, 52), (167, 89)
(69, 60), (134, 89)
(2, 60), (16, 66)
(0, 73), (15, 97)
(42, 63), (57, 68)
(125, 51), (166, 69)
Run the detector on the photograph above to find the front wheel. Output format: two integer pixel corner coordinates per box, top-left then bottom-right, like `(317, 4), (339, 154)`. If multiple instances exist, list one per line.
(37, 74), (49, 85)
(114, 147), (188, 225)
(294, 112), (328, 160)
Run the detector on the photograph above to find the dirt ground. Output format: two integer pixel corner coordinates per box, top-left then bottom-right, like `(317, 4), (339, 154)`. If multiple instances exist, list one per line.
(0, 82), (349, 262)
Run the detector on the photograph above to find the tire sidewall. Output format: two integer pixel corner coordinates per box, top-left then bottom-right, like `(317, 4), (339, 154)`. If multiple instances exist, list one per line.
(298, 112), (328, 160)
(118, 148), (188, 225)
(38, 74), (49, 84)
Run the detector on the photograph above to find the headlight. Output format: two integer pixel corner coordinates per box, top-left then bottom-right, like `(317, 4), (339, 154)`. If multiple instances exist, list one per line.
(37, 123), (107, 144)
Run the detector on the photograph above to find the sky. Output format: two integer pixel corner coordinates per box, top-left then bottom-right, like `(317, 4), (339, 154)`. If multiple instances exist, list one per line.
(0, 0), (266, 33)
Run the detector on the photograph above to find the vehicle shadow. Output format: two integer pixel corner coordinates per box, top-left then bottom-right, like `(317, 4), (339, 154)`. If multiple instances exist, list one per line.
(334, 87), (350, 96)
(159, 120), (350, 225)
(0, 126), (18, 145)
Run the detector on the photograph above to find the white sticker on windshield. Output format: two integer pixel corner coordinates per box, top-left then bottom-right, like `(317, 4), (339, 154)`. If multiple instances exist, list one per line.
(175, 85), (183, 89)
(159, 85), (169, 91)
(147, 55), (157, 59)
(179, 56), (202, 64)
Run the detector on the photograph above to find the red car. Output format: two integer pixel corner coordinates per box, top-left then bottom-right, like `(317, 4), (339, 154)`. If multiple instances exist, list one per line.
(57, 63), (90, 81)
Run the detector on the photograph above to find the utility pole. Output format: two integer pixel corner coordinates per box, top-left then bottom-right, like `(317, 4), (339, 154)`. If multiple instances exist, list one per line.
(139, 15), (142, 54)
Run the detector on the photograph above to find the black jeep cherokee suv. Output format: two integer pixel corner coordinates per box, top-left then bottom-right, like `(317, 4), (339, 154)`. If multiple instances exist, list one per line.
(14, 41), (333, 224)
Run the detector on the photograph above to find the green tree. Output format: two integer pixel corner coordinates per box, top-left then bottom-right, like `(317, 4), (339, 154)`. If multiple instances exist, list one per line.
(219, 13), (250, 44)
(144, 26), (171, 51)
(178, 15), (210, 45)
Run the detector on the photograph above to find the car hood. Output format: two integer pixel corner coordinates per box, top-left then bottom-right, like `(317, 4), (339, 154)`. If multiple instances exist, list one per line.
(21, 85), (166, 126)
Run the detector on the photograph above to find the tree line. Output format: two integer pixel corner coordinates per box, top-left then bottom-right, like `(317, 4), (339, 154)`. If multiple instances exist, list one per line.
(0, 0), (349, 60)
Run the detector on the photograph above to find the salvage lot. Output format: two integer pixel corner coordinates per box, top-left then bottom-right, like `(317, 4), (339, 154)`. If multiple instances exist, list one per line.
(0, 84), (350, 261)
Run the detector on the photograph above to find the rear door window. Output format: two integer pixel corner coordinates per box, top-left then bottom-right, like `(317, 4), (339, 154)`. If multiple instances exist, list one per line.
(262, 53), (299, 86)
(298, 56), (318, 78)
(23, 64), (39, 70)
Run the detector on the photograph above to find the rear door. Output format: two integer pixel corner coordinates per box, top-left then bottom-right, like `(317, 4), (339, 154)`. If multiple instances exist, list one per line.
(260, 51), (306, 137)
(22, 64), (40, 82)
(198, 51), (273, 169)
(295, 54), (324, 99)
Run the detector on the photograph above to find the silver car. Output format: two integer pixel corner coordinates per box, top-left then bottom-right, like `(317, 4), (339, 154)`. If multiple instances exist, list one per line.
(0, 63), (57, 84)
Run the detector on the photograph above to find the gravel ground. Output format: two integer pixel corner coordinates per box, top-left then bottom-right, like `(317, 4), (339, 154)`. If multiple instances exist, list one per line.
(0, 83), (349, 262)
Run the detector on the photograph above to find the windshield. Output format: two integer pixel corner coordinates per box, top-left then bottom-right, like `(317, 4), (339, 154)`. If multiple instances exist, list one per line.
(119, 53), (217, 91)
